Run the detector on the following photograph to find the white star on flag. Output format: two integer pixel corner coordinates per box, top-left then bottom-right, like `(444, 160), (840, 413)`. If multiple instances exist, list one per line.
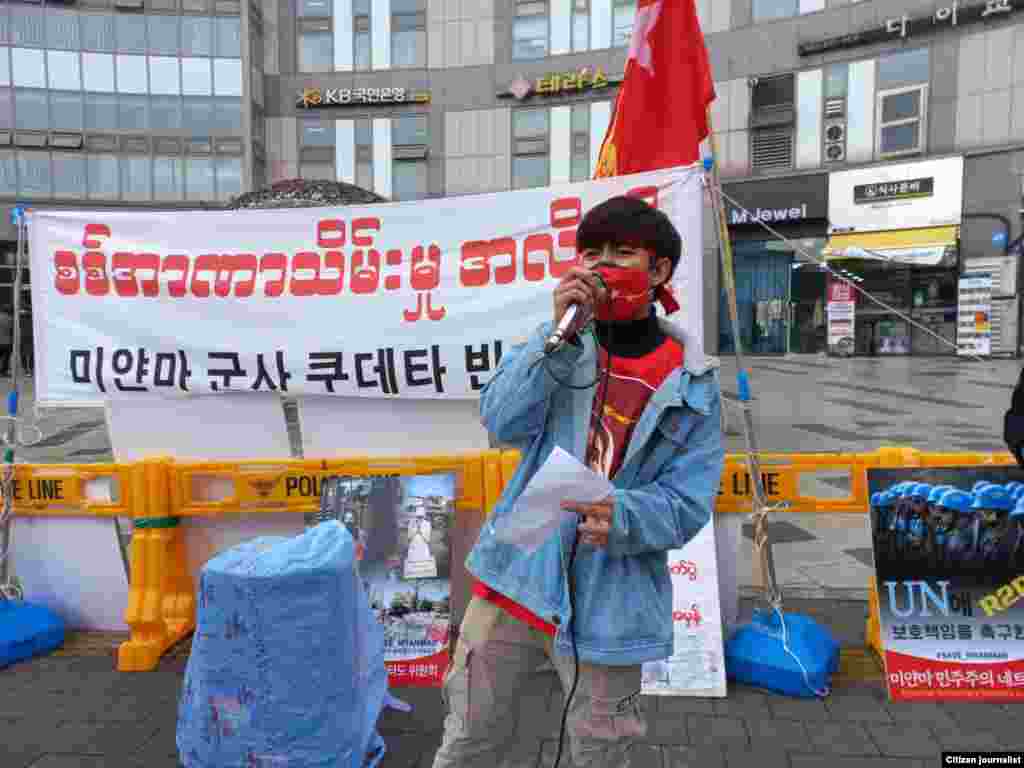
(628, 0), (663, 75)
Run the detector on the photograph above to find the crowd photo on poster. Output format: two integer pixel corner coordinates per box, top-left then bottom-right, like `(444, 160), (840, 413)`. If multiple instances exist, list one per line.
(317, 472), (456, 687)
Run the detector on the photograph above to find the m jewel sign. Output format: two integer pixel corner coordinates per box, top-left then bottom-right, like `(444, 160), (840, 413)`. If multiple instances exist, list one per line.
(729, 204), (809, 226)
(722, 174), (829, 230)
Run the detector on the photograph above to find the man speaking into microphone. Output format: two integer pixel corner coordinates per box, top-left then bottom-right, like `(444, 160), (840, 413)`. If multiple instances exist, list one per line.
(432, 196), (724, 768)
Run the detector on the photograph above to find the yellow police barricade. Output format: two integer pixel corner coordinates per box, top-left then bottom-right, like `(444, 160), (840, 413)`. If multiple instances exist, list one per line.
(10, 446), (1017, 673)
(114, 453), (493, 672)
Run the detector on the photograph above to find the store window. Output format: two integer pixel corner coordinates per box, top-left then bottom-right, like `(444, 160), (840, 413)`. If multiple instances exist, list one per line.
(52, 154), (87, 198)
(87, 155), (120, 199)
(12, 49), (45, 89)
(877, 48), (929, 160)
(151, 96), (183, 130)
(148, 15), (180, 56)
(183, 97), (214, 134)
(877, 87), (927, 158)
(17, 153), (51, 197)
(572, 0), (589, 53)
(0, 90), (12, 130)
(392, 0), (426, 69)
(182, 57), (213, 95)
(47, 10), (80, 50)
(185, 156), (215, 200)
(513, 1), (549, 60)
(355, 119), (373, 191)
(298, 0), (331, 17)
(119, 95), (149, 131)
(215, 17), (242, 58)
(12, 8), (45, 48)
(299, 22), (333, 72)
(0, 153), (14, 195)
(750, 73), (795, 173)
(14, 90), (48, 131)
(570, 104), (590, 182)
(753, 0), (798, 22)
(213, 98), (242, 132)
(82, 14), (117, 52)
(612, 0), (636, 47)
(512, 108), (549, 190)
(122, 155), (153, 201)
(85, 93), (119, 131)
(154, 156), (184, 201)
(301, 118), (335, 147)
(50, 91), (83, 131)
(116, 14), (147, 53)
(216, 157), (242, 201)
(392, 115), (428, 201)
(182, 16), (213, 56)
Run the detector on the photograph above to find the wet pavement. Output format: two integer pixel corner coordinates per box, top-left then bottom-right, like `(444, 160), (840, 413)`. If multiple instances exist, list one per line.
(2, 355), (1021, 767)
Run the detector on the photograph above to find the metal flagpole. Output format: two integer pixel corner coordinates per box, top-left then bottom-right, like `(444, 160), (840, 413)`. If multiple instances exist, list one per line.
(703, 110), (782, 609)
(0, 207), (26, 600)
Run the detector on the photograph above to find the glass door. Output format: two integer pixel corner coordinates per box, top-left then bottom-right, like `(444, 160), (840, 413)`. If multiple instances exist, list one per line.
(719, 241), (792, 355)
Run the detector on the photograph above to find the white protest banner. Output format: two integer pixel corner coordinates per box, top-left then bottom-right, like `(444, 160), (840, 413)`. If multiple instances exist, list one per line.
(28, 166), (704, 405)
(641, 517), (727, 697)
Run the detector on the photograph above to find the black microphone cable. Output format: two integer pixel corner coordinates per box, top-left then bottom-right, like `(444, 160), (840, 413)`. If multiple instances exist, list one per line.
(535, 298), (613, 768)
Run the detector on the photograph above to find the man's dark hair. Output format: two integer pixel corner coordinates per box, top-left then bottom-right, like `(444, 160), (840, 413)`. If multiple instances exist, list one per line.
(576, 196), (682, 276)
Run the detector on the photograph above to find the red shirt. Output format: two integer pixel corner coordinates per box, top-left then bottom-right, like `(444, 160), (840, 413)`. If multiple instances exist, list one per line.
(474, 335), (684, 635)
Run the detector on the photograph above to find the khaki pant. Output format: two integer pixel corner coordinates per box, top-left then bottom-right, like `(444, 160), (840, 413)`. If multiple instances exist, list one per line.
(431, 597), (646, 768)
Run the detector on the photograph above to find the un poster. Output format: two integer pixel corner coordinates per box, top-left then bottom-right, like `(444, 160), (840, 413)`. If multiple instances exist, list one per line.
(318, 472), (455, 687)
(869, 467), (1024, 700)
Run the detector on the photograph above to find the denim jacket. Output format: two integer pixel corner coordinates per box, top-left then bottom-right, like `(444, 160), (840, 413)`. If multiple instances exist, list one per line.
(465, 318), (724, 666)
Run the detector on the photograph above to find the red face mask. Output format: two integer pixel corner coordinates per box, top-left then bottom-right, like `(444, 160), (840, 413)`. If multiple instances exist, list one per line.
(592, 265), (681, 322)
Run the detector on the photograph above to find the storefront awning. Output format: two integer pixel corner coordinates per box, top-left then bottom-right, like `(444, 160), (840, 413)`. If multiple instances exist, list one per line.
(823, 226), (959, 267)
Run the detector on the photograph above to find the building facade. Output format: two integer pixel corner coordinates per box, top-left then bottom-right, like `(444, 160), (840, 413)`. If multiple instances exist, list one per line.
(1, 0), (1023, 355)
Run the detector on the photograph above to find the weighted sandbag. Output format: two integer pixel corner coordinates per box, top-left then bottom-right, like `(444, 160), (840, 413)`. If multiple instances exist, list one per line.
(177, 521), (388, 768)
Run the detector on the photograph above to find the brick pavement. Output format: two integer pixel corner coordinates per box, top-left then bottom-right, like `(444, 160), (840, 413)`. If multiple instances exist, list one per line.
(1, 642), (1017, 768)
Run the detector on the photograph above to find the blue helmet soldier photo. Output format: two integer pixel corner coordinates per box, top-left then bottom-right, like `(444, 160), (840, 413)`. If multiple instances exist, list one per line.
(925, 485), (954, 561)
(892, 483), (917, 557)
(1010, 496), (1024, 571)
(974, 486), (1015, 573)
(872, 491), (897, 562)
(938, 490), (976, 568)
(930, 490), (969, 571)
(905, 483), (932, 562)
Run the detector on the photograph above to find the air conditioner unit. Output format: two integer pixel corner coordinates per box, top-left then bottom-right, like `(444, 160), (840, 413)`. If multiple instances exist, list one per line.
(823, 118), (846, 163)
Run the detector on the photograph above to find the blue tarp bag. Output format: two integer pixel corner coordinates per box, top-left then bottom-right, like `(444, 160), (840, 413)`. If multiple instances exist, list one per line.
(177, 521), (389, 768)
(0, 599), (65, 669)
(724, 607), (840, 699)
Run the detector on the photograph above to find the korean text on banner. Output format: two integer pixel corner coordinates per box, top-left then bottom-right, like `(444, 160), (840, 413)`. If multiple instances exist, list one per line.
(28, 167), (703, 405)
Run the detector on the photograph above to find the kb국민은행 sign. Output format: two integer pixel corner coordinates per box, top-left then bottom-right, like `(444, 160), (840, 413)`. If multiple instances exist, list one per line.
(869, 467), (1024, 701)
(28, 166), (704, 405)
(296, 87), (430, 108)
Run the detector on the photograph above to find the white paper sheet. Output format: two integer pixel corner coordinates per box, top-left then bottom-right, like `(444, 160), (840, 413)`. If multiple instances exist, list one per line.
(495, 446), (613, 553)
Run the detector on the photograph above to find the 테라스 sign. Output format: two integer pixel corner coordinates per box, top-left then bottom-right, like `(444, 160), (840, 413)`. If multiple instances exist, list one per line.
(498, 67), (623, 100)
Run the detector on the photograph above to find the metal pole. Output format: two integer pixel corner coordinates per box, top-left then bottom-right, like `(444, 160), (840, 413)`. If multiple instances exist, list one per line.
(704, 111), (781, 608)
(0, 209), (25, 594)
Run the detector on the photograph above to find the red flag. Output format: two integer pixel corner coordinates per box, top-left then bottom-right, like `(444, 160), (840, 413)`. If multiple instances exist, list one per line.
(595, 0), (715, 177)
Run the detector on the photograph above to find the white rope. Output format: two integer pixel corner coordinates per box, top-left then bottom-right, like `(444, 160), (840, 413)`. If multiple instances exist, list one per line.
(772, 604), (831, 698)
(716, 188), (990, 366)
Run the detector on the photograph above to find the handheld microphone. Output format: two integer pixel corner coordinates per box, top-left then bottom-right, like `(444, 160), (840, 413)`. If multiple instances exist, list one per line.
(544, 272), (607, 356)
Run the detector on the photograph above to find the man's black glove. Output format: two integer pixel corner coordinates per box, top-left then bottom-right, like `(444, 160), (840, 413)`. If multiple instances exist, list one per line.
(1005, 367), (1024, 468)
